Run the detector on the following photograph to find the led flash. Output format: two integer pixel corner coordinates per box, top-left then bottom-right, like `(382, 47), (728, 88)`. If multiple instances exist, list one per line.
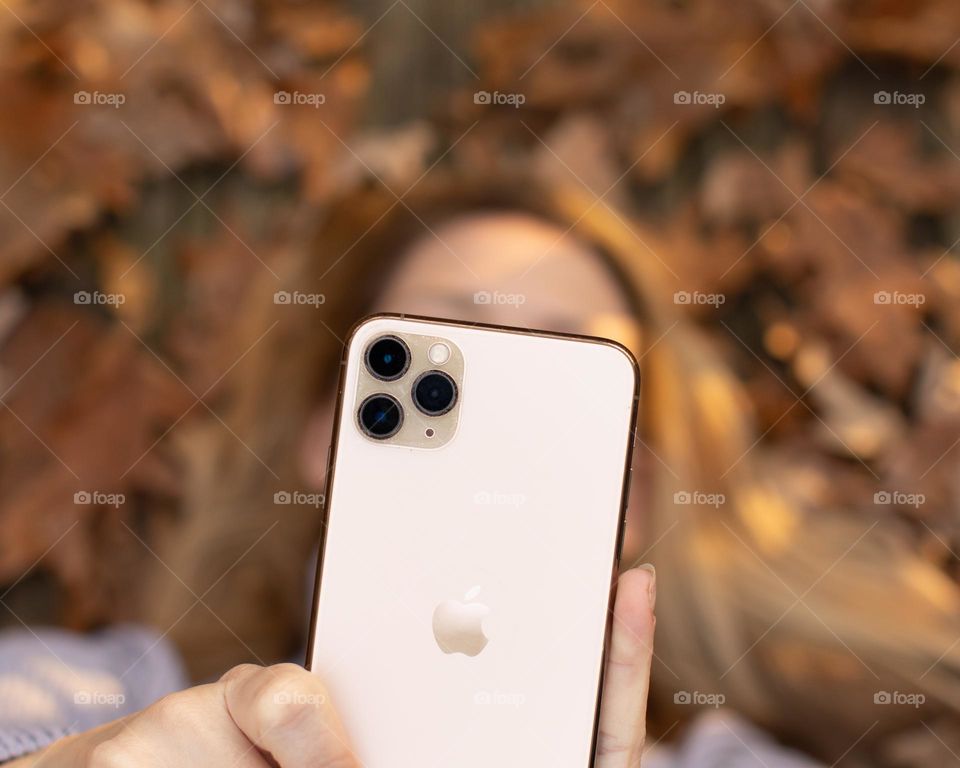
(428, 342), (450, 365)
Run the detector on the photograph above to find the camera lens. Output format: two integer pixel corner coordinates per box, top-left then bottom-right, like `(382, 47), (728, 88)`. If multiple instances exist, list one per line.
(412, 371), (457, 416)
(358, 394), (403, 439)
(365, 336), (410, 381)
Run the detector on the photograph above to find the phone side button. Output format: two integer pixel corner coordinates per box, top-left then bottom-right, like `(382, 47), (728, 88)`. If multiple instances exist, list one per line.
(617, 468), (633, 557)
(321, 444), (333, 505)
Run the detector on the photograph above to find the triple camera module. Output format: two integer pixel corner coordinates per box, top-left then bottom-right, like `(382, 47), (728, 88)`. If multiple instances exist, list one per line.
(358, 335), (459, 440)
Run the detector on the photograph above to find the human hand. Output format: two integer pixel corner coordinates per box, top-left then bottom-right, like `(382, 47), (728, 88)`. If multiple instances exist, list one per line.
(10, 663), (358, 767)
(12, 566), (654, 767)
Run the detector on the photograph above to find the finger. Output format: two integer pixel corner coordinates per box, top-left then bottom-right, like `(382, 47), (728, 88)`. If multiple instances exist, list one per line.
(83, 687), (273, 768)
(596, 565), (656, 768)
(222, 663), (360, 768)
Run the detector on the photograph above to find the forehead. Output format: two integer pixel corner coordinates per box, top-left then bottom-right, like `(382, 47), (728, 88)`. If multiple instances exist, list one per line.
(374, 212), (636, 339)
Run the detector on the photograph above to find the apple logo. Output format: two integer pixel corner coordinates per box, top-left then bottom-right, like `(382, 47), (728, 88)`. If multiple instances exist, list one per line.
(432, 586), (490, 657)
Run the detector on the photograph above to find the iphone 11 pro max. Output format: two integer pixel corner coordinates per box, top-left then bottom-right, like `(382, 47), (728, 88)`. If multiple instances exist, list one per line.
(307, 313), (639, 766)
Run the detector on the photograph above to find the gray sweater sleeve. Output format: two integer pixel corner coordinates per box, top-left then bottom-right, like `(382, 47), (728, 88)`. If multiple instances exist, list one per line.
(0, 625), (187, 763)
(0, 726), (74, 763)
(643, 710), (825, 768)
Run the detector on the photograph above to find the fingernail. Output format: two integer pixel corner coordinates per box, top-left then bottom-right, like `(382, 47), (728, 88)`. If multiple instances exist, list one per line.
(637, 563), (656, 611)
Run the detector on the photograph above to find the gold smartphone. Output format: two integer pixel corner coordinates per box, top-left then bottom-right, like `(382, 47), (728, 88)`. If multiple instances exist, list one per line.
(307, 314), (639, 766)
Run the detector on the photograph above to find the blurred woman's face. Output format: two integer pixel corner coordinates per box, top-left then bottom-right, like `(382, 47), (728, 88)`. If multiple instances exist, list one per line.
(302, 212), (646, 550)
(373, 212), (637, 337)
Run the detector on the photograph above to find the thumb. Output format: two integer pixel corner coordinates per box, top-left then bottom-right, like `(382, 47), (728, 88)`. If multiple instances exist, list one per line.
(221, 663), (359, 768)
